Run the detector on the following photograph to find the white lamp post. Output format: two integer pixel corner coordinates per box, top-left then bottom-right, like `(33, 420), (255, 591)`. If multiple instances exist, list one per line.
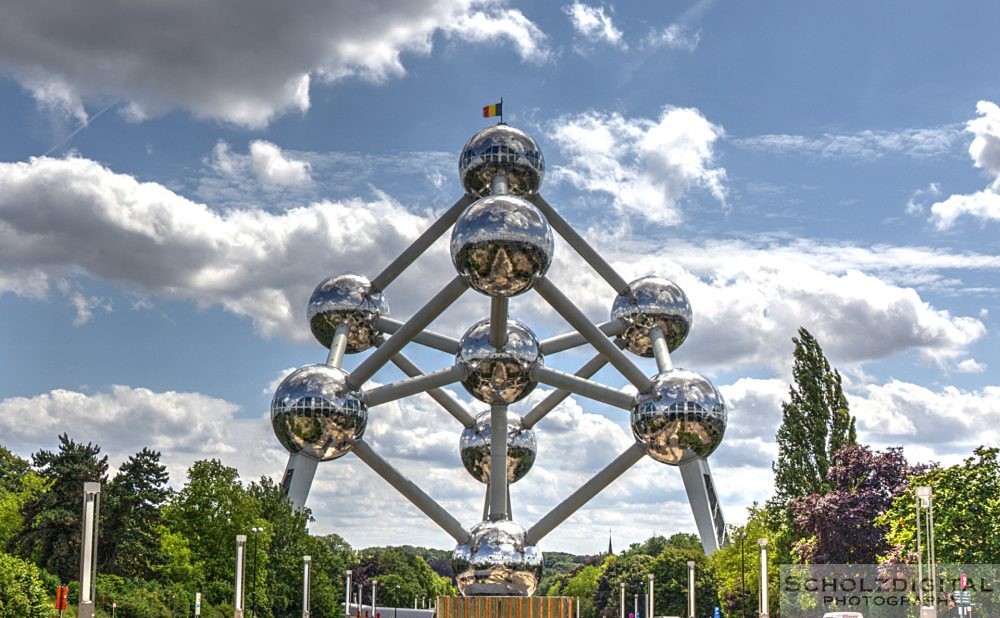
(758, 539), (768, 618)
(303, 556), (312, 618)
(235, 535), (247, 618)
(78, 482), (101, 618)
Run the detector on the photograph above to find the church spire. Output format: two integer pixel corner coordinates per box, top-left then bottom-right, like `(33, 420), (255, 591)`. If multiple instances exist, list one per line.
(607, 529), (613, 555)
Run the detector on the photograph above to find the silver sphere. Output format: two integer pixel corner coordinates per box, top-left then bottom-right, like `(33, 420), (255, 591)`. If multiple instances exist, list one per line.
(460, 410), (537, 484)
(451, 195), (553, 297)
(271, 364), (367, 462)
(453, 519), (543, 596)
(612, 276), (692, 357)
(307, 273), (388, 353)
(459, 124), (545, 198)
(631, 369), (726, 465)
(457, 318), (541, 404)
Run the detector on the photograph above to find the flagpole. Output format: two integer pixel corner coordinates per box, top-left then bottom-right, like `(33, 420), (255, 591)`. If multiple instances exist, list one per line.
(500, 96), (503, 124)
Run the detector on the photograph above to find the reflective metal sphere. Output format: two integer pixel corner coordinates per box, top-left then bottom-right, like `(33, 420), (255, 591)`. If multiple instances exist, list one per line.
(612, 276), (692, 357)
(307, 273), (388, 353)
(457, 319), (541, 404)
(460, 411), (536, 484)
(453, 519), (543, 596)
(451, 195), (553, 297)
(631, 369), (726, 465)
(459, 124), (545, 198)
(271, 364), (367, 462)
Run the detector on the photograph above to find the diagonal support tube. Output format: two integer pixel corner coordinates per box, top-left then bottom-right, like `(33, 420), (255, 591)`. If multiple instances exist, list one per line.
(538, 319), (626, 355)
(389, 353), (475, 427)
(371, 195), (474, 292)
(530, 365), (634, 410)
(527, 442), (646, 545)
(365, 364), (469, 408)
(533, 277), (652, 393)
(522, 354), (609, 429)
(376, 317), (459, 354)
(650, 326), (673, 373)
(326, 323), (350, 368)
(529, 194), (629, 295)
(348, 276), (468, 389)
(352, 440), (470, 544)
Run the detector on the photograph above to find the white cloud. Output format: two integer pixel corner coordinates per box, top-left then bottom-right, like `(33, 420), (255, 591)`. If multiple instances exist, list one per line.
(733, 126), (963, 160)
(0, 1), (548, 127)
(956, 358), (987, 373)
(70, 292), (113, 326)
(212, 140), (313, 187)
(645, 24), (701, 52)
(563, 3), (626, 50)
(929, 101), (1000, 229)
(446, 8), (551, 64)
(548, 106), (727, 225)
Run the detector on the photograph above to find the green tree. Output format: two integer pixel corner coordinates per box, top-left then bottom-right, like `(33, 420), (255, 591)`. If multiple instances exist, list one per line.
(0, 550), (51, 618)
(880, 446), (1000, 564)
(772, 328), (856, 506)
(10, 434), (109, 582)
(0, 448), (47, 548)
(102, 447), (171, 579)
(162, 459), (260, 606)
(594, 553), (653, 618)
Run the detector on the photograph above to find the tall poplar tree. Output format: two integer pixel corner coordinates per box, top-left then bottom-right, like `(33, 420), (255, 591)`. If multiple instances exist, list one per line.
(772, 328), (856, 505)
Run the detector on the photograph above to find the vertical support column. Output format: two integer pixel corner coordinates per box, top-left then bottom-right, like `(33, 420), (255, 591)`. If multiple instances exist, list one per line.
(757, 539), (768, 618)
(345, 570), (353, 618)
(619, 583), (625, 618)
(687, 561), (696, 618)
(235, 535), (247, 618)
(78, 482), (101, 618)
(488, 403), (509, 519)
(303, 556), (312, 618)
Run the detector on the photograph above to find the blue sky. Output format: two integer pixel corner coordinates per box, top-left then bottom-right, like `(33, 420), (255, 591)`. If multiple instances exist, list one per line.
(1, 1), (1000, 555)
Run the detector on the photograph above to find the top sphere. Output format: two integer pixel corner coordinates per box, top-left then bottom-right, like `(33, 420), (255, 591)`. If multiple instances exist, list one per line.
(307, 273), (388, 353)
(611, 276), (692, 357)
(459, 125), (545, 197)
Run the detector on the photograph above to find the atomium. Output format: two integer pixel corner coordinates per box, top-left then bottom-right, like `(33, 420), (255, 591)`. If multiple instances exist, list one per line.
(612, 276), (692, 357)
(631, 368), (727, 465)
(459, 124), (545, 198)
(452, 519), (543, 596)
(460, 411), (536, 484)
(271, 364), (367, 462)
(270, 119), (734, 596)
(451, 195), (554, 297)
(457, 318), (541, 404)
(307, 273), (388, 352)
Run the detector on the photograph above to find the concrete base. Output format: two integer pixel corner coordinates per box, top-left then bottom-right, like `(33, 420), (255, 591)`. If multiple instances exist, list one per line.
(437, 596), (574, 618)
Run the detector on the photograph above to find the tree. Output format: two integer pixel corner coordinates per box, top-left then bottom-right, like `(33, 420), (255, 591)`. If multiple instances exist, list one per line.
(9, 434), (108, 582)
(880, 446), (1000, 564)
(790, 445), (921, 564)
(162, 459), (260, 605)
(0, 448), (46, 548)
(102, 447), (171, 579)
(593, 553), (653, 618)
(772, 328), (856, 506)
(0, 550), (51, 618)
(647, 534), (714, 618)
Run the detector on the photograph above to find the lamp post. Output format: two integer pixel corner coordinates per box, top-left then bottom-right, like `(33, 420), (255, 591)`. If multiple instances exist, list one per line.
(687, 561), (696, 618)
(620, 582), (626, 618)
(740, 533), (746, 618)
(345, 570), (353, 618)
(235, 535), (247, 618)
(372, 579), (378, 618)
(647, 573), (655, 618)
(758, 539), (769, 618)
(916, 486), (937, 618)
(78, 482), (101, 618)
(250, 527), (262, 618)
(303, 556), (312, 618)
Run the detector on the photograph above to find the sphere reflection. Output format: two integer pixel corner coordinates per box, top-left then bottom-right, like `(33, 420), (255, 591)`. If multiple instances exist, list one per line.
(460, 411), (536, 484)
(271, 364), (367, 461)
(451, 195), (553, 297)
(307, 273), (388, 353)
(631, 369), (726, 465)
(611, 276), (692, 357)
(457, 318), (541, 404)
(459, 125), (544, 198)
(453, 519), (543, 596)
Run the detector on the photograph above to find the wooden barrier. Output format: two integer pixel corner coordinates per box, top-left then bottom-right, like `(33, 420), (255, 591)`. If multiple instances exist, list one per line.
(436, 596), (575, 618)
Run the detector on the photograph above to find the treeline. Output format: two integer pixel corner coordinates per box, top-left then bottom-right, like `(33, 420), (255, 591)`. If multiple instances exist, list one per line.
(3, 328), (1000, 618)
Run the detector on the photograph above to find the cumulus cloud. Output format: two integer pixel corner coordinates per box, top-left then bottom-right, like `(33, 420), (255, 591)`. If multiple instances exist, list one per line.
(930, 101), (1000, 229)
(0, 1), (548, 127)
(212, 140), (312, 187)
(548, 106), (727, 225)
(70, 292), (113, 326)
(733, 126), (963, 160)
(563, 3), (626, 50)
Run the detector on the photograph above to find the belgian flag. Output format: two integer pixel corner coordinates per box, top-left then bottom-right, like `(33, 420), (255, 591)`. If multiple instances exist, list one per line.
(482, 102), (502, 118)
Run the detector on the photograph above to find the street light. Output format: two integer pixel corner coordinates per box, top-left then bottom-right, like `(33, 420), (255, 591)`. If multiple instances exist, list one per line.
(250, 526), (263, 618)
(647, 573), (655, 618)
(758, 538), (769, 618)
(916, 486), (937, 618)
(372, 579), (378, 618)
(687, 561), (696, 618)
